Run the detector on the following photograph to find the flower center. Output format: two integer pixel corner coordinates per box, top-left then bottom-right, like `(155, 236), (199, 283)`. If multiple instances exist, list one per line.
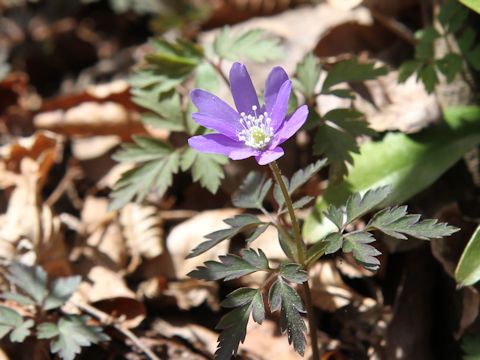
(237, 105), (273, 150)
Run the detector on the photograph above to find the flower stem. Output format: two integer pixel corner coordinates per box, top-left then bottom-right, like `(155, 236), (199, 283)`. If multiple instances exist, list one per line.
(269, 161), (304, 263)
(269, 161), (320, 360)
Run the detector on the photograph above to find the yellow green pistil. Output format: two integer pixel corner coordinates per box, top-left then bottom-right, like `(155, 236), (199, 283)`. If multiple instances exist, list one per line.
(237, 105), (273, 150)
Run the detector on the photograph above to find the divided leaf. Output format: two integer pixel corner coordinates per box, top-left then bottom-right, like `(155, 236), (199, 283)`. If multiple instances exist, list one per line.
(279, 263), (308, 284)
(323, 205), (345, 230)
(314, 109), (373, 181)
(232, 171), (272, 209)
(343, 232), (381, 271)
(187, 214), (266, 258)
(0, 306), (33, 342)
(6, 262), (47, 305)
(346, 185), (391, 223)
(321, 58), (388, 93)
(268, 277), (307, 355)
(110, 141), (180, 210)
(215, 288), (264, 359)
(37, 316), (109, 360)
(43, 276), (82, 311)
(188, 248), (269, 281)
(367, 205), (459, 240)
(213, 27), (283, 62)
(294, 53), (322, 99)
(274, 159), (327, 208)
(181, 148), (228, 194)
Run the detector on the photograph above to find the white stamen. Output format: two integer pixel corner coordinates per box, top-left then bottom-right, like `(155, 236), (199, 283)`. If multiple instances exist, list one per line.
(237, 106), (273, 150)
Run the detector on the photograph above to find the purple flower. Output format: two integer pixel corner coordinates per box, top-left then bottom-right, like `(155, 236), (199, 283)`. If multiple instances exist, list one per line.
(188, 62), (308, 165)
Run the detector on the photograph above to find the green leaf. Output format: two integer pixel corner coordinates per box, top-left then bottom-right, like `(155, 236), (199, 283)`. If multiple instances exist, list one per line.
(37, 322), (60, 339)
(456, 225), (480, 286)
(44, 316), (109, 360)
(346, 185), (391, 223)
(268, 277), (306, 355)
(221, 288), (258, 308)
(323, 205), (344, 230)
(215, 288), (264, 359)
(6, 263), (47, 305)
(43, 276), (81, 311)
(0, 292), (35, 306)
(462, 335), (480, 360)
(110, 147), (179, 210)
(315, 108), (374, 180)
(279, 263), (308, 284)
(187, 214), (265, 258)
(278, 229), (297, 261)
(314, 123), (357, 180)
(343, 232), (381, 271)
(245, 223), (270, 244)
(419, 63), (439, 94)
(213, 27), (283, 62)
(232, 171), (272, 209)
(368, 205), (459, 240)
(145, 38), (202, 76)
(289, 159), (327, 195)
(398, 60), (422, 83)
(215, 303), (251, 359)
(275, 159), (327, 208)
(304, 106), (480, 242)
(323, 232), (343, 255)
(460, 0), (480, 14)
(436, 53), (463, 83)
(188, 249), (269, 281)
(305, 239), (328, 265)
(439, 0), (469, 33)
(181, 149), (228, 194)
(0, 306), (33, 342)
(132, 90), (185, 132)
(294, 53), (321, 99)
(321, 58), (388, 93)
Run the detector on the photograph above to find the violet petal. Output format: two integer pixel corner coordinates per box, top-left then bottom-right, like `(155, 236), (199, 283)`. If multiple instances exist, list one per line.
(190, 88), (239, 121)
(192, 113), (240, 140)
(271, 105), (309, 147)
(230, 147), (260, 160)
(264, 67), (289, 115)
(255, 146), (284, 165)
(269, 80), (292, 131)
(188, 134), (245, 157)
(229, 63), (260, 114)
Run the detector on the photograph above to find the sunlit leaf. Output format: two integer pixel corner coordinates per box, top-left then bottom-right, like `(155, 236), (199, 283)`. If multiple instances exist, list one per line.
(304, 106), (480, 242)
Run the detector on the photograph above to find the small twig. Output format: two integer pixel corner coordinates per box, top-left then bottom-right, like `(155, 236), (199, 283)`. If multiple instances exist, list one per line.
(45, 166), (82, 207)
(370, 8), (416, 45)
(70, 300), (161, 360)
(206, 57), (230, 87)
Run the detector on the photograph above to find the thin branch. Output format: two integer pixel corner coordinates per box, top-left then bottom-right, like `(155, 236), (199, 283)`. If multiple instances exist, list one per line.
(70, 300), (161, 360)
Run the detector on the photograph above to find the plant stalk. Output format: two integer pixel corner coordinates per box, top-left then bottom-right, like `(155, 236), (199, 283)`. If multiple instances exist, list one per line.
(269, 161), (305, 264)
(269, 161), (320, 360)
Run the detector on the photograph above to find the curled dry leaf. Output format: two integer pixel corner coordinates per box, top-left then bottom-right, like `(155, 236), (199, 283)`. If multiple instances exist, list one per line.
(309, 261), (369, 312)
(153, 318), (218, 357)
(162, 279), (219, 311)
(120, 202), (164, 261)
(0, 131), (70, 276)
(34, 101), (144, 139)
(81, 196), (127, 271)
(74, 266), (133, 302)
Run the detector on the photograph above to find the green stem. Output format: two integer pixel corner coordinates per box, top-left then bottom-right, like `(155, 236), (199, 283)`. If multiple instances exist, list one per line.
(269, 161), (320, 360)
(269, 161), (304, 263)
